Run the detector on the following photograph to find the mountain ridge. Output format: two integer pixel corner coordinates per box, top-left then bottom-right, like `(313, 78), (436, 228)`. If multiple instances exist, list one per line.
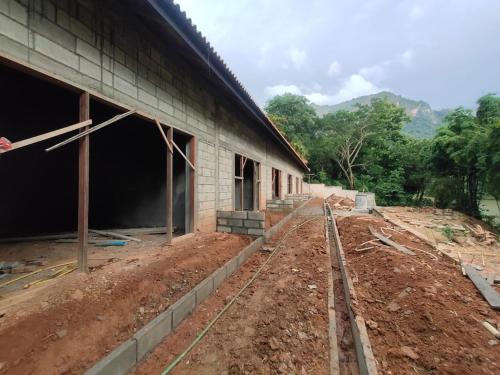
(313, 91), (451, 138)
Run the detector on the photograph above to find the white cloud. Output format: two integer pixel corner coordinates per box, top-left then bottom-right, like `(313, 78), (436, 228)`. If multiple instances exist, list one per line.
(400, 49), (415, 66)
(305, 92), (332, 105)
(410, 4), (424, 21)
(359, 64), (386, 83)
(289, 48), (307, 69)
(265, 84), (302, 98)
(265, 75), (382, 106)
(327, 61), (342, 77)
(359, 49), (416, 84)
(331, 74), (382, 103)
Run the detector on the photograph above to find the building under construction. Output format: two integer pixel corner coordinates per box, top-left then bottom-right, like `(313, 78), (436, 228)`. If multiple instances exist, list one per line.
(0, 0), (308, 271)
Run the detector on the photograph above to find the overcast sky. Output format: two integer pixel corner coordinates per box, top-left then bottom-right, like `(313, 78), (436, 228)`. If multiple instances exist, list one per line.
(175, 0), (500, 109)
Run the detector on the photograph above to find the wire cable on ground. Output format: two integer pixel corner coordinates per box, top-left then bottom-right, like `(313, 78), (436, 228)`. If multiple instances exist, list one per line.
(160, 215), (323, 375)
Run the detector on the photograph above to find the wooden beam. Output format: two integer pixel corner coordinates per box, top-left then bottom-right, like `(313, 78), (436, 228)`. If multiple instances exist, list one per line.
(368, 226), (415, 256)
(89, 229), (142, 242)
(0, 120), (92, 154)
(155, 119), (173, 154)
(78, 92), (90, 273)
(171, 139), (196, 171)
(188, 136), (196, 232)
(46, 110), (136, 152)
(240, 154), (244, 210)
(166, 127), (173, 245)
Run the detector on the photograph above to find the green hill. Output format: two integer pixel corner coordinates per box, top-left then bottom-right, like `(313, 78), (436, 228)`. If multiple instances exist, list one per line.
(313, 91), (451, 138)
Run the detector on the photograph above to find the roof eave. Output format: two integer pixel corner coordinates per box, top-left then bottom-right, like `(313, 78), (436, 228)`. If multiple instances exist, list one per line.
(144, 0), (309, 171)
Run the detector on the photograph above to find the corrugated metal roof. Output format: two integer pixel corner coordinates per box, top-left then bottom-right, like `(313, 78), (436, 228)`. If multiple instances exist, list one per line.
(145, 0), (309, 170)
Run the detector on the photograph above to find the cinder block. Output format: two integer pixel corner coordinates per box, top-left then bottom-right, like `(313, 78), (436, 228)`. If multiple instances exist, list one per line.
(231, 227), (248, 235)
(0, 13), (29, 45)
(133, 309), (172, 361)
(194, 276), (213, 305)
(217, 218), (228, 226)
(84, 339), (137, 375)
(80, 58), (101, 80)
(114, 75), (137, 98)
(225, 257), (238, 276)
(244, 220), (261, 228)
(76, 38), (100, 64)
(247, 211), (265, 220)
(227, 219), (243, 227)
(212, 266), (226, 290)
(248, 228), (265, 236)
(34, 34), (78, 69)
(228, 211), (246, 219)
(171, 292), (196, 328)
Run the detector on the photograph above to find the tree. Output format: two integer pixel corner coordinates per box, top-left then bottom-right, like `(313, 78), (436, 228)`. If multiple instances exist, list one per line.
(264, 94), (318, 156)
(320, 98), (409, 190)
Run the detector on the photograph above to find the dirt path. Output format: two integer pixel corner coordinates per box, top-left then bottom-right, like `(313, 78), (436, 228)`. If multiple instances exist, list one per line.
(337, 215), (500, 375)
(135, 198), (330, 375)
(0, 233), (251, 375)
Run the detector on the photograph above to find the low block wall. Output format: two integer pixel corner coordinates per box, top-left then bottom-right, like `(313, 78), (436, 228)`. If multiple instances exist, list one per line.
(266, 199), (294, 211)
(216, 211), (265, 236)
(85, 236), (265, 375)
(286, 194), (310, 201)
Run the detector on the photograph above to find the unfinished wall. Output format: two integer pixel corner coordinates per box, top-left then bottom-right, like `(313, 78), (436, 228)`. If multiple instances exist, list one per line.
(0, 0), (306, 233)
(0, 64), (79, 237)
(216, 211), (264, 236)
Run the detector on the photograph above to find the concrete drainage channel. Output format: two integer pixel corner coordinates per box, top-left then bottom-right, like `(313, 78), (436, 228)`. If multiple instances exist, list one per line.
(325, 202), (378, 375)
(85, 200), (311, 375)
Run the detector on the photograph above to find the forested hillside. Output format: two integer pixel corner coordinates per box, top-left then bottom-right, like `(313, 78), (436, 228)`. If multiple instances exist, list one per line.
(313, 91), (450, 138)
(266, 93), (500, 228)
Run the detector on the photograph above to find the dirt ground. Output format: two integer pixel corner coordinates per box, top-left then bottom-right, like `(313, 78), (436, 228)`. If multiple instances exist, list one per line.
(0, 232), (251, 375)
(378, 207), (500, 281)
(326, 195), (355, 212)
(337, 215), (500, 375)
(135, 198), (330, 375)
(264, 210), (287, 229)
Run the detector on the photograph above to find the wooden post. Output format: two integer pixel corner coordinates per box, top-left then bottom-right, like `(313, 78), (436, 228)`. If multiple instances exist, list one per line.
(166, 127), (173, 245)
(188, 137), (196, 233)
(78, 92), (90, 273)
(240, 156), (244, 210)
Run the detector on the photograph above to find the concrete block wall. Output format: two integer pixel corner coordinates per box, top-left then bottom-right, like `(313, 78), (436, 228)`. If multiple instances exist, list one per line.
(266, 199), (294, 211)
(85, 235), (265, 375)
(286, 194), (310, 201)
(0, 0), (306, 233)
(216, 211), (265, 236)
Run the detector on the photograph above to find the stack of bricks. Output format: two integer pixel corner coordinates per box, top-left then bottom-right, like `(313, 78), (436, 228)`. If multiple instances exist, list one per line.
(286, 194), (310, 201)
(266, 199), (294, 211)
(217, 211), (265, 236)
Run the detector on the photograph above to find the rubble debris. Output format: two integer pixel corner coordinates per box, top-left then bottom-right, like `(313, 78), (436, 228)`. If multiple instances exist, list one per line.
(369, 226), (415, 256)
(464, 265), (500, 309)
(482, 321), (500, 339)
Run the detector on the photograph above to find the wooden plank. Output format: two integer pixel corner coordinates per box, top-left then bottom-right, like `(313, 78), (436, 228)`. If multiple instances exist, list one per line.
(78, 92), (90, 273)
(464, 265), (500, 309)
(166, 127), (173, 245)
(188, 136), (196, 232)
(0, 120), (92, 154)
(171, 139), (196, 171)
(0, 233), (77, 243)
(240, 154), (244, 210)
(368, 226), (415, 256)
(155, 119), (173, 154)
(89, 229), (141, 242)
(46, 109), (135, 152)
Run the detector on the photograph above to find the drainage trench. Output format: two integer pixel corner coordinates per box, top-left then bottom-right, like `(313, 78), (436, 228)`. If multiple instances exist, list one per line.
(325, 203), (361, 375)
